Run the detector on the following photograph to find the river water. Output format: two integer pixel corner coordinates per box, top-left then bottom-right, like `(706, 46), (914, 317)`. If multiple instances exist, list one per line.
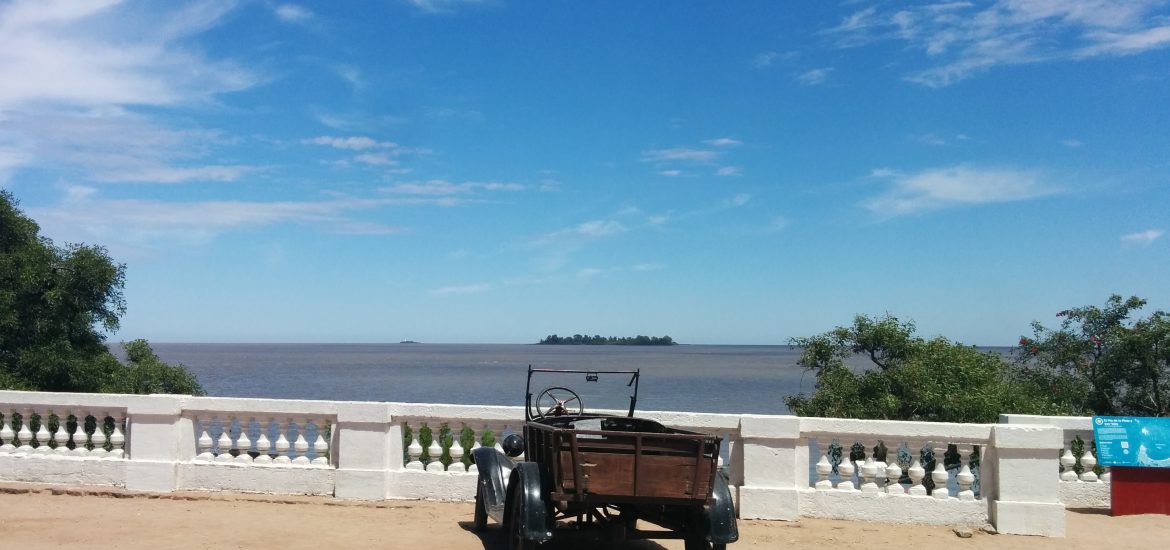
(148, 343), (1011, 416)
(148, 343), (824, 415)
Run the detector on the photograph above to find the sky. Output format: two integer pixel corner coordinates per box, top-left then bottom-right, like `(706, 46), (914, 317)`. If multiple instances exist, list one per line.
(1, 0), (1168, 346)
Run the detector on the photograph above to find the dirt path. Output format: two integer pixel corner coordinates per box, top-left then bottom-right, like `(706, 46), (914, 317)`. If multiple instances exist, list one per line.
(1, 484), (1167, 549)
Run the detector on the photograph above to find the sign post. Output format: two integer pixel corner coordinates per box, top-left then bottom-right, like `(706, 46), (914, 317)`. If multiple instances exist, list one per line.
(1092, 416), (1170, 515)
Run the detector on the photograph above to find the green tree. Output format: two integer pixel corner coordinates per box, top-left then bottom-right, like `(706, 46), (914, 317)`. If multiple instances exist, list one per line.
(0, 191), (203, 395)
(785, 313), (1067, 422)
(1017, 295), (1170, 416)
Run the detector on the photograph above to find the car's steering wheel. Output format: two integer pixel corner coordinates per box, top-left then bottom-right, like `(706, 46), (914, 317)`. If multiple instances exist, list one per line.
(531, 386), (584, 419)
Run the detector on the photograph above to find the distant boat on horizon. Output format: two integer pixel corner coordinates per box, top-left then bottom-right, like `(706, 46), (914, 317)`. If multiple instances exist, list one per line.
(399, 340), (420, 344)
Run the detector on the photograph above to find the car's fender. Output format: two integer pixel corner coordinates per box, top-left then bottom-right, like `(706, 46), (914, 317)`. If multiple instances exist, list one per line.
(504, 461), (554, 542)
(706, 470), (739, 544)
(471, 446), (515, 523)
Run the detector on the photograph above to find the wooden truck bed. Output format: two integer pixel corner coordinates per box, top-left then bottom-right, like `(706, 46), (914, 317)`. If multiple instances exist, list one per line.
(525, 416), (721, 505)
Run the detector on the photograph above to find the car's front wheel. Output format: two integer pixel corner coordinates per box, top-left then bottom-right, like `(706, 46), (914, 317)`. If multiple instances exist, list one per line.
(507, 488), (535, 550)
(473, 485), (487, 531)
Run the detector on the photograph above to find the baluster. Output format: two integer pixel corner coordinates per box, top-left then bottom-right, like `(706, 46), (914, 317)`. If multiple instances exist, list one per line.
(1059, 445), (1078, 481)
(1100, 465), (1111, 482)
(859, 440), (879, 493)
(814, 444), (834, 490)
(254, 418), (273, 464)
(70, 414), (90, 456)
(957, 444), (976, 501)
(34, 412), (52, 454)
(907, 440), (927, 496)
(235, 417), (254, 464)
(215, 417), (233, 462)
(886, 441), (905, 495)
(426, 424), (444, 471)
(448, 423), (466, 472)
(108, 412), (125, 459)
(292, 420), (311, 465)
(836, 441), (856, 491)
(931, 442), (950, 499)
(53, 411), (71, 455)
(406, 424), (424, 470)
(17, 409), (35, 454)
(311, 419), (330, 466)
(273, 419), (292, 464)
(873, 440), (888, 491)
(1080, 446), (1099, 482)
(0, 411), (15, 453)
(196, 416), (214, 461)
(89, 413), (108, 457)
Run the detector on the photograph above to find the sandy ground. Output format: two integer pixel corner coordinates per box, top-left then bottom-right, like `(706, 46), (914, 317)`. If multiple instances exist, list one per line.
(1, 484), (1168, 549)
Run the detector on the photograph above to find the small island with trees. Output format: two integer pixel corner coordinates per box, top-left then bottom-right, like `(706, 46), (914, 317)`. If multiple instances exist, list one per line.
(538, 334), (677, 346)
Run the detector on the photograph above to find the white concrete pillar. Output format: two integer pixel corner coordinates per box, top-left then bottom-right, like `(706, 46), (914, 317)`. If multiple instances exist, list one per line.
(124, 395), (191, 492)
(987, 424), (1066, 537)
(332, 403), (394, 500)
(737, 415), (803, 520)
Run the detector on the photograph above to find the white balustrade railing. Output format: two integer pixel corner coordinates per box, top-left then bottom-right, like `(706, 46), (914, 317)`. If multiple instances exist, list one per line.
(0, 407), (126, 458)
(189, 415), (332, 466)
(0, 390), (1083, 536)
(1000, 414), (1110, 509)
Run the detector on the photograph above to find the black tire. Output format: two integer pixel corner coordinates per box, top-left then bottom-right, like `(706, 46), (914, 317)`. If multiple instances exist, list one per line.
(507, 488), (536, 550)
(684, 537), (712, 550)
(473, 486), (487, 531)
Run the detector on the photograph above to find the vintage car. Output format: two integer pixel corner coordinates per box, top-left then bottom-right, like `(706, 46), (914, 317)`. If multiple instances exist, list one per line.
(471, 367), (738, 549)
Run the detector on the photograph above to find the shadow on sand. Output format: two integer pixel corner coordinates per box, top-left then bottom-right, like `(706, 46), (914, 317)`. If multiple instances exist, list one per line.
(457, 521), (671, 550)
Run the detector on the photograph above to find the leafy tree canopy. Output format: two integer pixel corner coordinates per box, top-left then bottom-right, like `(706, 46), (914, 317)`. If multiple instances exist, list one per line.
(786, 314), (1070, 422)
(1018, 295), (1169, 417)
(1, 191), (204, 395)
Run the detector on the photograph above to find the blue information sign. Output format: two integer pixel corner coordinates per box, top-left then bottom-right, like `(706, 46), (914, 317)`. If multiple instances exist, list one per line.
(1092, 416), (1170, 468)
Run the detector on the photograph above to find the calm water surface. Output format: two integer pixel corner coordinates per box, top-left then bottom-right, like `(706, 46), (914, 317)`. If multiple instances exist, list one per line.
(149, 344), (821, 415)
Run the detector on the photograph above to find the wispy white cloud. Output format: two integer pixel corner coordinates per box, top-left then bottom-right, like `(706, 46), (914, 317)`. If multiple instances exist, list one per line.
(28, 188), (404, 255)
(274, 4), (313, 23)
(753, 51), (781, 68)
(1121, 229), (1164, 245)
(428, 283), (491, 296)
(304, 136), (398, 150)
(383, 179), (525, 196)
(765, 216), (790, 233)
(0, 109), (260, 184)
(715, 166), (742, 177)
(752, 50), (796, 69)
(1060, 138), (1084, 148)
(0, 0), (256, 109)
(575, 220), (627, 237)
(797, 67), (834, 86)
(641, 147), (720, 163)
(823, 1), (1170, 87)
(406, 0), (485, 15)
(703, 137), (742, 147)
(335, 65), (362, 90)
(0, 2), (263, 186)
(95, 164), (257, 183)
(632, 263), (665, 272)
(354, 153), (397, 166)
(658, 170), (685, 177)
(726, 193), (752, 207)
(863, 165), (1056, 217)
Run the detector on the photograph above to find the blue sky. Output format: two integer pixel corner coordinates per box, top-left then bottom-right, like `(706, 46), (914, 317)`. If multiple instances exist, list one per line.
(2, 0), (1168, 345)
